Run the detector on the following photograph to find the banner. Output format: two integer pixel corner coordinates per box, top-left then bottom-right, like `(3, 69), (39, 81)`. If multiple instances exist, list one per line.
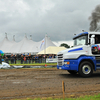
(40, 39), (45, 49)
(46, 58), (57, 63)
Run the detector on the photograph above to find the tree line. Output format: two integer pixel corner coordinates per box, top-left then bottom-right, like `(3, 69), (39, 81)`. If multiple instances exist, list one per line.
(60, 43), (73, 48)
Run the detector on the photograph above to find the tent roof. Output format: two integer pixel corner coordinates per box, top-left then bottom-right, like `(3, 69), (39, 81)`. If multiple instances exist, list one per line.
(0, 37), (15, 53)
(0, 34), (56, 54)
(38, 46), (66, 54)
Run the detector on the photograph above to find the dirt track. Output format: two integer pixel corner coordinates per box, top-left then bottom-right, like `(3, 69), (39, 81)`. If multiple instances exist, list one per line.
(0, 68), (100, 100)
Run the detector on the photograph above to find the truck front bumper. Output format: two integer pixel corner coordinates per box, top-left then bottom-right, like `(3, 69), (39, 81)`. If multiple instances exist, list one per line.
(57, 65), (71, 70)
(57, 59), (78, 71)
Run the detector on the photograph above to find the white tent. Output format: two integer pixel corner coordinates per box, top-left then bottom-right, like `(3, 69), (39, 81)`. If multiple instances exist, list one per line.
(0, 34), (56, 54)
(0, 36), (15, 53)
(31, 34), (57, 53)
(38, 46), (66, 54)
(9, 35), (36, 54)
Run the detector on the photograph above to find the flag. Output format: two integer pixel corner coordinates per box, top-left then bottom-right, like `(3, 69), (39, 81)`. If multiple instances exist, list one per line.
(40, 39), (45, 49)
(0, 50), (4, 56)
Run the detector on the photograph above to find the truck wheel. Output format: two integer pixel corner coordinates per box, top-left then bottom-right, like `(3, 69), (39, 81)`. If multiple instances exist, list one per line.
(79, 61), (93, 77)
(68, 70), (77, 75)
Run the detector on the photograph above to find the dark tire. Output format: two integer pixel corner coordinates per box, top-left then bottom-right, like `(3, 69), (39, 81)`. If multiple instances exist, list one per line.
(68, 70), (77, 75)
(79, 61), (93, 77)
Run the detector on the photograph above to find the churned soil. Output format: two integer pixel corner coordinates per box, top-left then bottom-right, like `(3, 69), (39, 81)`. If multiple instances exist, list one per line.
(0, 68), (100, 100)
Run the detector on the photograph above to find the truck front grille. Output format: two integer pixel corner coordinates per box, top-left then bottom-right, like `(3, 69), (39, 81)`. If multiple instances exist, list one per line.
(57, 54), (63, 66)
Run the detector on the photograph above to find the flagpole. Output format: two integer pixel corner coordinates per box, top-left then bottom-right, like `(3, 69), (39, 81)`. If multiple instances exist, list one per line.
(44, 33), (47, 63)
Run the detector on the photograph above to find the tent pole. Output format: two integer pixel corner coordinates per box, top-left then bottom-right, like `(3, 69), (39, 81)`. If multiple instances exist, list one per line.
(44, 34), (47, 63)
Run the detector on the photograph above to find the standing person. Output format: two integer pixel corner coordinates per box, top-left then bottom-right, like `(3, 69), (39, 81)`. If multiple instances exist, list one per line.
(26, 55), (28, 64)
(38, 55), (42, 63)
(43, 55), (45, 63)
(43, 54), (46, 63)
(14, 54), (17, 64)
(32, 55), (35, 63)
(37, 55), (39, 63)
(35, 55), (37, 63)
(24, 55), (26, 64)
(28, 53), (31, 64)
(0, 54), (2, 64)
(32, 55), (34, 63)
(49, 54), (52, 58)
(55, 54), (57, 58)
(10, 54), (14, 64)
(5, 56), (9, 64)
(21, 54), (24, 64)
(35, 55), (38, 63)
(52, 54), (54, 58)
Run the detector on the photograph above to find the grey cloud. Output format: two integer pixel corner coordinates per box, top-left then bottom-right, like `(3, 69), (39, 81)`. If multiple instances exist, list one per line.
(0, 0), (100, 42)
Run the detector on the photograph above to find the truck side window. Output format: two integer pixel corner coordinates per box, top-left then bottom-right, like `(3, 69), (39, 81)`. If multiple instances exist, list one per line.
(95, 35), (100, 44)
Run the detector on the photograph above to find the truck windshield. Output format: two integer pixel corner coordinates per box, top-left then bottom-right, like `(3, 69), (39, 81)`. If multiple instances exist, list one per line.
(74, 35), (87, 46)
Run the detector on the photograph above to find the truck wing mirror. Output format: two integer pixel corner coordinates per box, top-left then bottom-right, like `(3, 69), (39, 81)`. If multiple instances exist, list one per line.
(90, 35), (95, 45)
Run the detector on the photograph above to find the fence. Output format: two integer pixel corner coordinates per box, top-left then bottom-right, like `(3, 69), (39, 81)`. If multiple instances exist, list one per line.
(1, 58), (57, 64)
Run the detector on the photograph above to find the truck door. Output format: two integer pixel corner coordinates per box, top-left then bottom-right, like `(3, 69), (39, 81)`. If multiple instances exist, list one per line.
(91, 35), (100, 54)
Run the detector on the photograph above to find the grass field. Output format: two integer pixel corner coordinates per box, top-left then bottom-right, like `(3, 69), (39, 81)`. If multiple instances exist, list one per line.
(9, 63), (57, 66)
(14, 94), (100, 100)
(6, 59), (57, 66)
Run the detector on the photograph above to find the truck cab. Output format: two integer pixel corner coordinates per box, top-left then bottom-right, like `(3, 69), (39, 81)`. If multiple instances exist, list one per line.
(57, 32), (100, 77)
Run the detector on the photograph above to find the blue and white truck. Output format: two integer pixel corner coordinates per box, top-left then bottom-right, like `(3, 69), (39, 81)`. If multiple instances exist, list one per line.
(57, 32), (100, 77)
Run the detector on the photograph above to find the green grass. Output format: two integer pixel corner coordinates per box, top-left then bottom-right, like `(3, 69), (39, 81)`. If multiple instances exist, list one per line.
(6, 59), (57, 66)
(14, 94), (100, 100)
(9, 63), (57, 66)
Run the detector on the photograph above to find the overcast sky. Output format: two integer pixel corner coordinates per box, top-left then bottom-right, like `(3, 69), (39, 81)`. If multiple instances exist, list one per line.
(0, 0), (100, 46)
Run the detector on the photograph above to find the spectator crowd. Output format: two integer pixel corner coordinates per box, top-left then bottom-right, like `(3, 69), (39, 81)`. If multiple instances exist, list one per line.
(0, 53), (57, 64)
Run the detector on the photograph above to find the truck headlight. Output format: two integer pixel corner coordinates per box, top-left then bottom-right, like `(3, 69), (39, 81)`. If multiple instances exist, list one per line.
(64, 62), (70, 65)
